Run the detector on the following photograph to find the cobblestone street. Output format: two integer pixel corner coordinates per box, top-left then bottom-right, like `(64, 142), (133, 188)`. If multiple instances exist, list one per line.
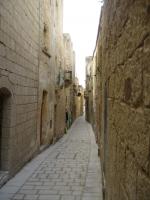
(0, 117), (103, 200)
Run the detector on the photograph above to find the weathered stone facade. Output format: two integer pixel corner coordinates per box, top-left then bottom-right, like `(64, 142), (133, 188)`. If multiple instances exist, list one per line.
(85, 56), (94, 125)
(0, 0), (40, 184)
(38, 0), (56, 148)
(85, 0), (150, 199)
(74, 78), (84, 119)
(63, 33), (76, 128)
(0, 0), (78, 187)
(50, 0), (66, 142)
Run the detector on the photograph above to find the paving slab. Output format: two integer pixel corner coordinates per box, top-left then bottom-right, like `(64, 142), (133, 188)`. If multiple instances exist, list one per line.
(0, 117), (103, 200)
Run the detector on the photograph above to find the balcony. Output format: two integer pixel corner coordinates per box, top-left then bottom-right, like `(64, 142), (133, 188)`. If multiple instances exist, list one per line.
(64, 70), (72, 87)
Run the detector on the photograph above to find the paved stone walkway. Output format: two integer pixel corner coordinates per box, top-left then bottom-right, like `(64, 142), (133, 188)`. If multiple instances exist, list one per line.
(0, 117), (103, 200)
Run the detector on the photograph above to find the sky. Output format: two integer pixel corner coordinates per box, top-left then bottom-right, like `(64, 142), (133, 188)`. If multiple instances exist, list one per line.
(63, 0), (103, 87)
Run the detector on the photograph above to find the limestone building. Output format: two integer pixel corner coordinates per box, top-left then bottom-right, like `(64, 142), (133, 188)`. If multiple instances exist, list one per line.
(74, 78), (84, 119)
(63, 33), (76, 128)
(85, 0), (150, 199)
(50, 0), (66, 142)
(0, 0), (41, 186)
(0, 0), (77, 187)
(85, 56), (94, 124)
(38, 0), (58, 148)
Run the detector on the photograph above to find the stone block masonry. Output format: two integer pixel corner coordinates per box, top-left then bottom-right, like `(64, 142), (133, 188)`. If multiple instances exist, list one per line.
(0, 0), (79, 188)
(101, 1), (150, 199)
(85, 0), (150, 199)
(0, 0), (40, 182)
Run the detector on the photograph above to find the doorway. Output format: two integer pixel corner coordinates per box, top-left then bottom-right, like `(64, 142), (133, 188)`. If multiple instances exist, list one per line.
(0, 88), (12, 172)
(40, 90), (48, 145)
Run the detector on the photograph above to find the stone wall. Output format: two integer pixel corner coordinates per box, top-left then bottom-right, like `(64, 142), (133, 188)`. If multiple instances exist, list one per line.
(85, 56), (95, 125)
(54, 88), (66, 141)
(52, 0), (69, 142)
(0, 0), (40, 177)
(86, 0), (150, 199)
(37, 0), (64, 146)
(75, 91), (84, 119)
(63, 33), (76, 128)
(37, 0), (54, 147)
(0, 0), (67, 185)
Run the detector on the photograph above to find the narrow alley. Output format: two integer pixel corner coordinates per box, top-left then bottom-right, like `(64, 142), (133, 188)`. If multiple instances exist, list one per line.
(0, 117), (102, 200)
(0, 0), (150, 199)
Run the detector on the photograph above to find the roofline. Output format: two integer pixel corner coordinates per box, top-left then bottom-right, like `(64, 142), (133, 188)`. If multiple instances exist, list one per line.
(92, 6), (103, 58)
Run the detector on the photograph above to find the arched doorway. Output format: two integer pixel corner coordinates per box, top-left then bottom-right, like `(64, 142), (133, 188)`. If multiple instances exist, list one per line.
(40, 90), (48, 145)
(0, 88), (12, 176)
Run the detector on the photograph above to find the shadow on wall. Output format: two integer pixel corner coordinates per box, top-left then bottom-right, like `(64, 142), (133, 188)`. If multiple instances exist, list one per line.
(0, 87), (13, 186)
(40, 90), (48, 146)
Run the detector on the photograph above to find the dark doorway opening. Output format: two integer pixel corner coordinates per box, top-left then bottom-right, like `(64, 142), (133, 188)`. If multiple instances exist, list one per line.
(40, 90), (48, 145)
(0, 88), (12, 187)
